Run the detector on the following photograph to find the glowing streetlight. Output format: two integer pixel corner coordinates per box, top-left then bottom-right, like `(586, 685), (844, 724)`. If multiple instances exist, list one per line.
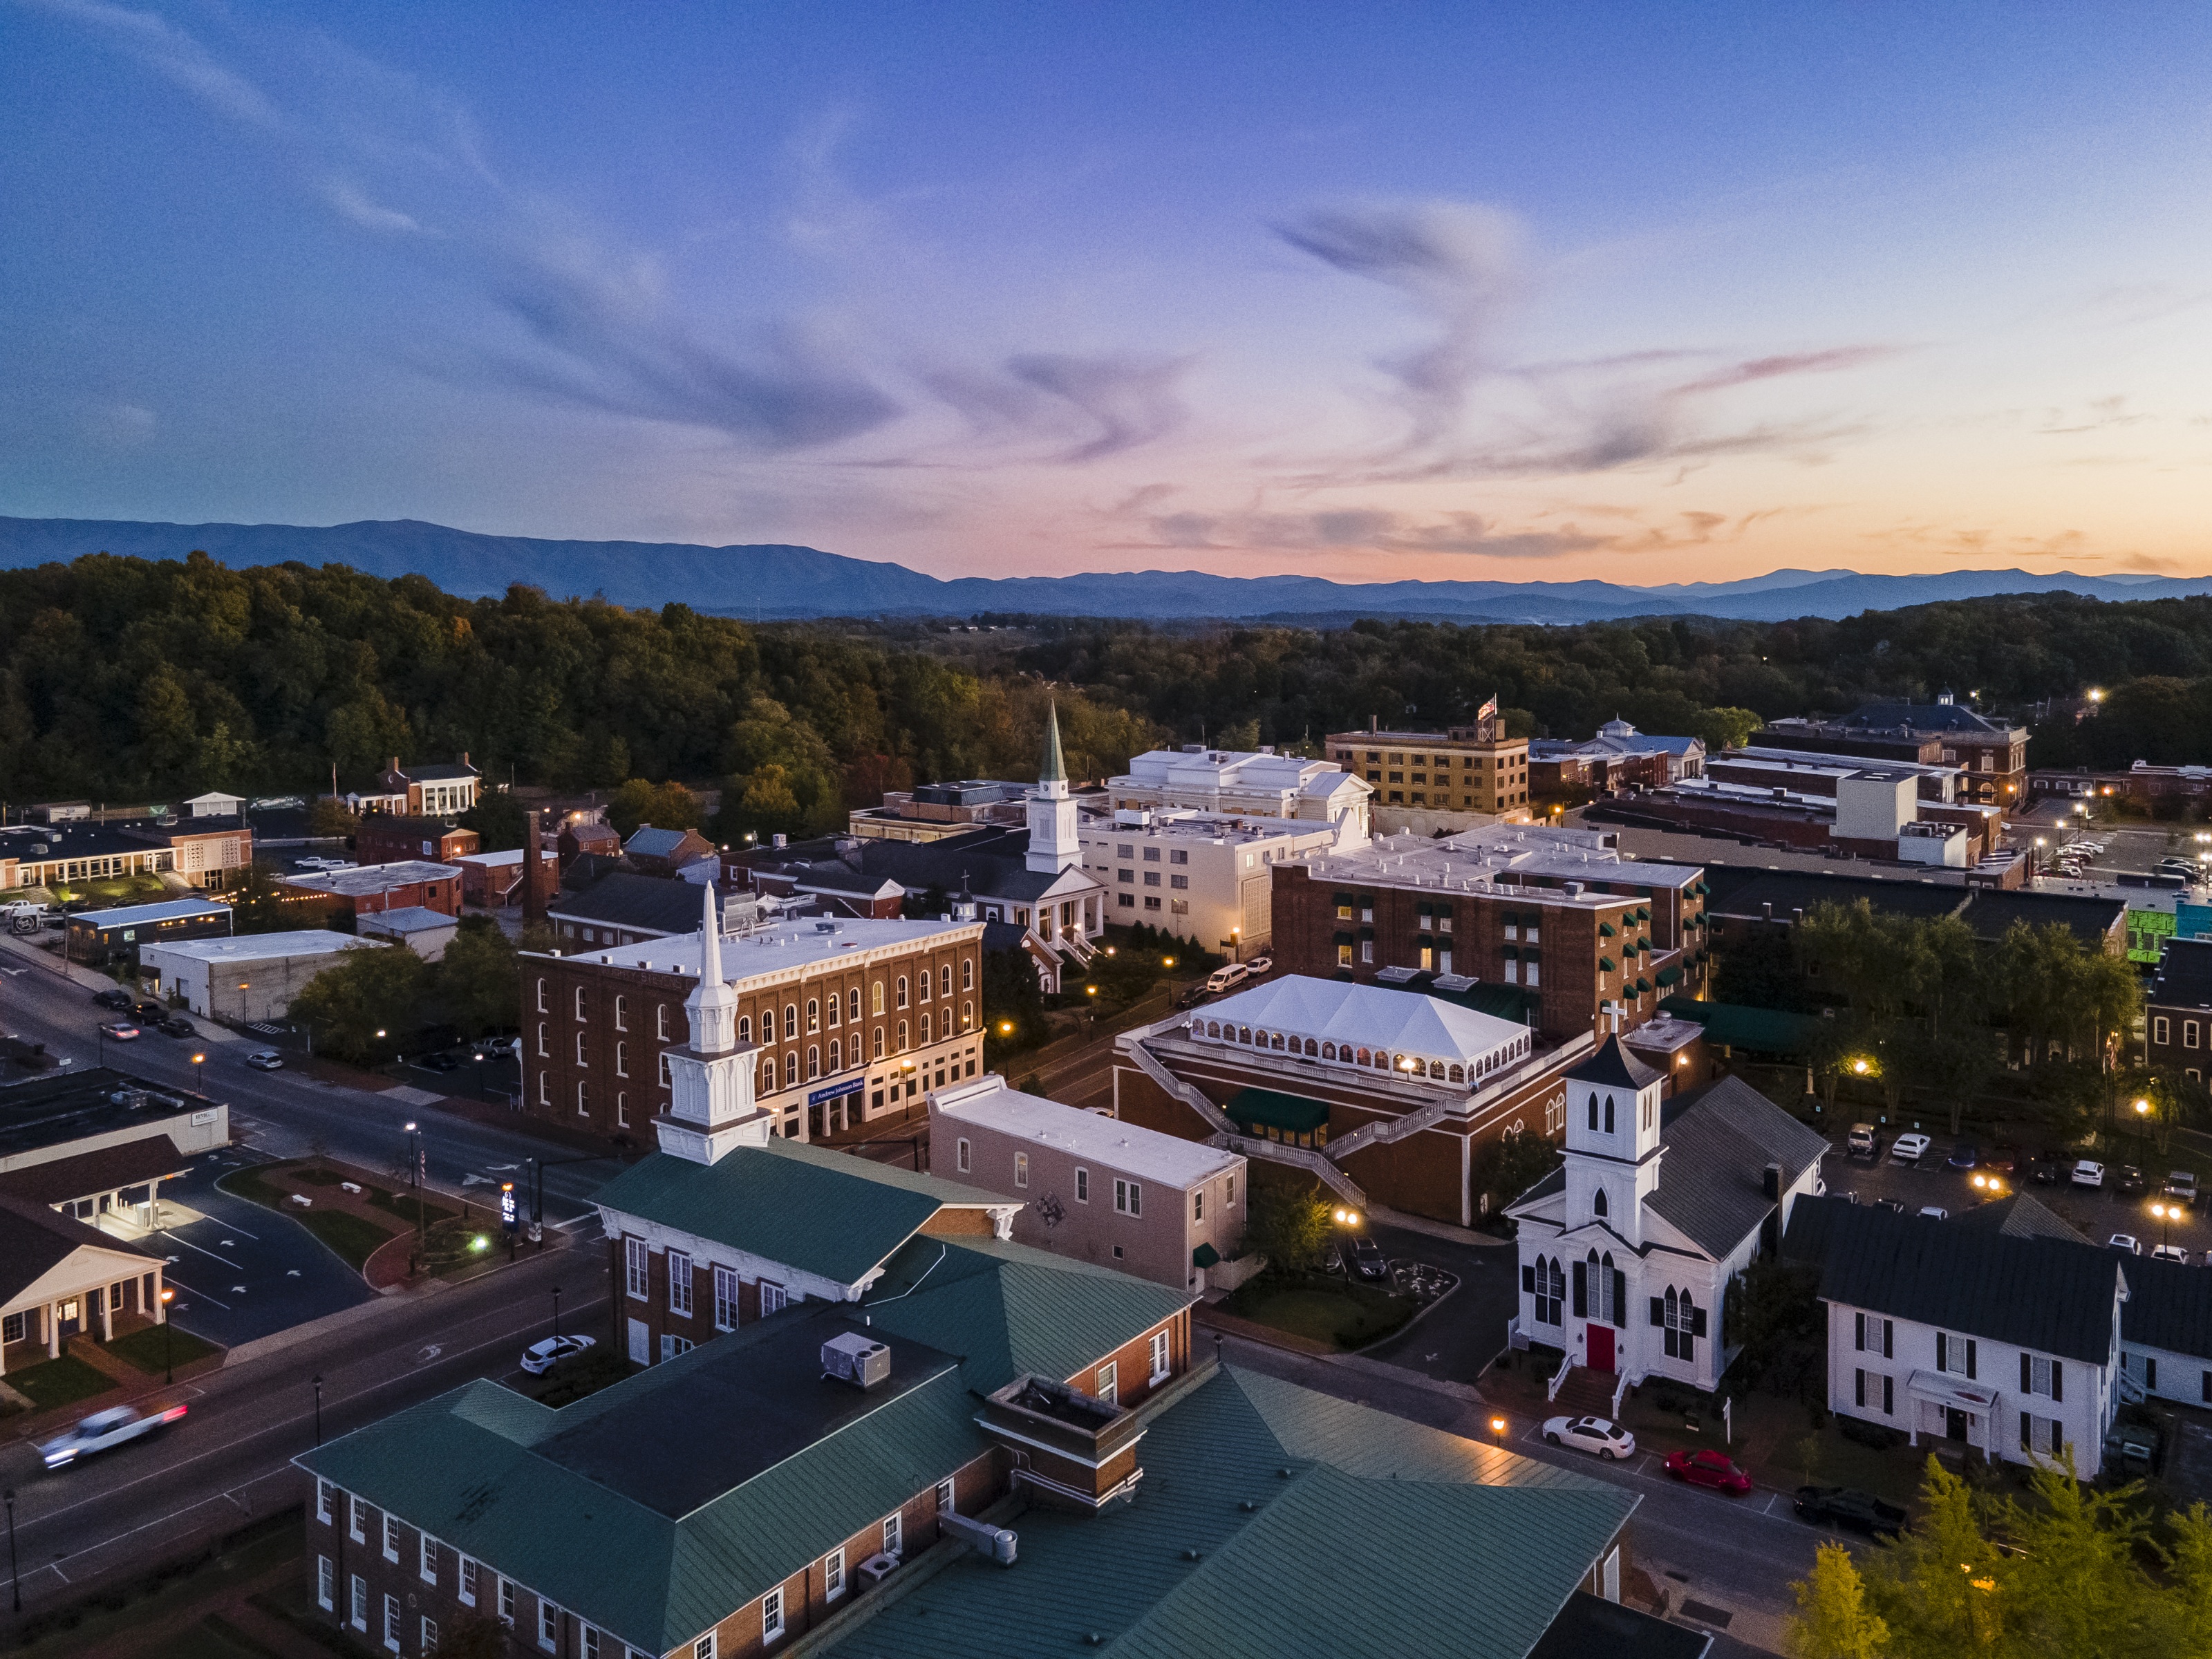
(1851, 1058), (1869, 1075)
(2137, 1098), (2153, 1117)
(999, 1020), (1014, 1035)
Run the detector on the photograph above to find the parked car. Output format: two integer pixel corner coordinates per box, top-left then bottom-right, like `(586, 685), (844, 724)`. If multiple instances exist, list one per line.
(99, 1020), (141, 1040)
(245, 1050), (285, 1071)
(2110, 1234), (2143, 1254)
(2165, 1170), (2200, 1203)
(1847, 1123), (1880, 1159)
(1665, 1448), (1752, 1494)
(519, 1333), (597, 1376)
(158, 1015), (196, 1038)
(416, 1053), (461, 1074)
(1203, 963), (1251, 994)
(37, 1403), (186, 1469)
(2029, 1149), (2065, 1185)
(2152, 1245), (2193, 1265)
(1173, 988), (1210, 1011)
(1542, 1416), (1635, 1461)
(1243, 956), (1273, 977)
(1947, 1142), (1979, 1171)
(1342, 1232), (1389, 1283)
(91, 988), (132, 1012)
(2117, 1166), (2148, 1196)
(132, 1000), (165, 1022)
(1794, 1485), (1909, 1539)
(1918, 1206), (1949, 1221)
(2072, 1160), (2106, 1189)
(1987, 1144), (2018, 1175)
(482, 1035), (520, 1056)
(1891, 1133), (1932, 1164)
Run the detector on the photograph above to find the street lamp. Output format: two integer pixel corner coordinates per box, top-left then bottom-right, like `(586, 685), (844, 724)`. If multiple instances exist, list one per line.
(160, 1285), (175, 1382)
(404, 1121), (424, 1262)
(552, 1284), (562, 1344)
(312, 1373), (324, 1447)
(2150, 1201), (2181, 1252)
(1490, 1416), (1506, 1445)
(4, 1486), (17, 1613)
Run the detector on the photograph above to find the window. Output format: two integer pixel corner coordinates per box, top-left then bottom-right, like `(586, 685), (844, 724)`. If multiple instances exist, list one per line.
(807, 997), (821, 1033)
(536, 977), (547, 1013)
(657, 1004), (671, 1040)
(897, 975), (910, 1008)
(885, 1510), (903, 1557)
(615, 995), (628, 1031)
(917, 968), (932, 1002)
(539, 1598), (561, 1650)
(962, 958), (974, 991)
(1853, 1312), (1895, 1359)
(351, 1575), (368, 1631)
(574, 1031), (588, 1066)
(1096, 1361), (1118, 1405)
(2155, 1015), (2171, 1045)
(626, 1236), (650, 1300)
(715, 1265), (741, 1331)
(668, 1250), (693, 1316)
(348, 1494), (366, 1544)
(873, 1026), (886, 1059)
(577, 1080), (589, 1116)
(1226, 1172), (1236, 1208)
(1075, 1167), (1089, 1203)
(937, 1477), (956, 1516)
(1593, 1188), (1608, 1219)
(615, 1042), (628, 1077)
(1194, 1188), (1203, 1221)
(1936, 1331), (1978, 1379)
(941, 964), (953, 999)
(1150, 1328), (1170, 1382)
(760, 1282), (787, 1315)
(764, 1586), (785, 1642)
(1115, 1178), (1141, 1216)
(460, 1558), (478, 1607)
(662, 1333), (695, 1360)
(317, 1479), (333, 1524)
(617, 1091), (629, 1128)
(536, 1023), (548, 1058)
(872, 981), (885, 1015)
(2191, 1020), (2203, 1050)
(695, 1637), (717, 1659)
(808, 1044), (821, 1080)
(500, 1578), (516, 1625)
(825, 1546), (847, 1601)
(574, 986), (588, 1020)
(1015, 1151), (1029, 1188)
(957, 1137), (971, 1174)
(420, 1532), (438, 1583)
(785, 1002), (798, 1038)
(898, 1020), (910, 1051)
(317, 1555), (334, 1611)
(2022, 1353), (2064, 1400)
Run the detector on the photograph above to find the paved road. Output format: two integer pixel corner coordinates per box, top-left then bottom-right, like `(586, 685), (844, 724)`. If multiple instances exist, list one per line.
(0, 932), (618, 1226)
(1358, 1221), (1518, 1387)
(1212, 1333), (1817, 1653)
(0, 1244), (607, 1616)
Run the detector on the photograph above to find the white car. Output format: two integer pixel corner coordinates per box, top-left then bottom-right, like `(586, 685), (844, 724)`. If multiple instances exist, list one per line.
(2072, 1160), (2106, 1189)
(1890, 1133), (1931, 1163)
(520, 1333), (597, 1375)
(37, 1403), (186, 1468)
(482, 1036), (518, 1057)
(245, 1050), (285, 1071)
(2110, 1235), (2143, 1255)
(1918, 1206), (1949, 1221)
(1204, 963), (1252, 994)
(1542, 1415), (1635, 1461)
(1244, 956), (1274, 977)
(2152, 1245), (2192, 1265)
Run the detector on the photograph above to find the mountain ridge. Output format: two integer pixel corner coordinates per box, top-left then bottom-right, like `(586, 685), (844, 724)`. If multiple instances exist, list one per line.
(4, 514), (2210, 625)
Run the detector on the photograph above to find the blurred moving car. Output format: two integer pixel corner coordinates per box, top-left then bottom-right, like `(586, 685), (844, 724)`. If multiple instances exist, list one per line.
(1947, 1143), (1979, 1170)
(2117, 1166), (2148, 1196)
(99, 1020), (141, 1040)
(245, 1050), (285, 1071)
(1542, 1416), (1635, 1460)
(38, 1403), (186, 1469)
(1665, 1448), (1752, 1494)
(2110, 1234), (2143, 1254)
(1794, 1485), (1908, 1537)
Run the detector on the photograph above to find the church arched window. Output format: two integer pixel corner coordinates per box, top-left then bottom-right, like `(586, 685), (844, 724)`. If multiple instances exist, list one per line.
(1587, 1091), (1600, 1130)
(1593, 1188), (1608, 1219)
(1604, 1095), (1615, 1134)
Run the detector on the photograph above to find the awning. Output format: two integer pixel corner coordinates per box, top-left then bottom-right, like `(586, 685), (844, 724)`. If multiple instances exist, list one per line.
(1656, 965), (1683, 986)
(1634, 978), (1651, 994)
(1192, 1242), (1221, 1268)
(1598, 922), (1616, 937)
(1598, 957), (1617, 973)
(1905, 1369), (2000, 1414)
(1226, 1087), (1332, 1134)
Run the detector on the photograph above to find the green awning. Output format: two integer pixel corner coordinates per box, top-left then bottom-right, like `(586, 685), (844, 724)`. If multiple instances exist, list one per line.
(1598, 922), (1616, 937)
(1226, 1087), (1331, 1134)
(1501, 944), (1519, 959)
(1656, 965), (1683, 986)
(1598, 957), (1617, 973)
(1192, 1242), (1221, 1268)
(1635, 978), (1651, 993)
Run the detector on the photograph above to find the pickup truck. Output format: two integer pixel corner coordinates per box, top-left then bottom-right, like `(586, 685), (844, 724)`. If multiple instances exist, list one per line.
(1793, 1485), (1908, 1538)
(37, 1403), (187, 1469)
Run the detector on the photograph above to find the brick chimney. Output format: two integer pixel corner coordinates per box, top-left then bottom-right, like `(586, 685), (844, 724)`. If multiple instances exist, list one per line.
(523, 809), (551, 926)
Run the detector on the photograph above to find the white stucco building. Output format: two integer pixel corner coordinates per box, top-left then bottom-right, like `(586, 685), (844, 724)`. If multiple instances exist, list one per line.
(1107, 747), (1372, 839)
(1077, 807), (1349, 955)
(1508, 1042), (1828, 1399)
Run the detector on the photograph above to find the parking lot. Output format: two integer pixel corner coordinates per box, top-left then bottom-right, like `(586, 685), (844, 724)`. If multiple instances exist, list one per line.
(150, 1150), (375, 1348)
(1826, 1125), (2211, 1258)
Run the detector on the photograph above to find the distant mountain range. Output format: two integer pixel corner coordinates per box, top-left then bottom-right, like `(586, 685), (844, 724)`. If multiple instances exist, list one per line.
(3, 514), (2208, 625)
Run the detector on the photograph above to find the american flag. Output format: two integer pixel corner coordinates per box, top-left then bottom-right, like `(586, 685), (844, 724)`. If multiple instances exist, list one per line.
(1477, 695), (1498, 721)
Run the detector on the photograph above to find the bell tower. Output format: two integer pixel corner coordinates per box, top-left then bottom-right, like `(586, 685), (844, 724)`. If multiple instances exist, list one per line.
(1560, 1036), (1665, 1245)
(1025, 702), (1081, 875)
(657, 883), (771, 1164)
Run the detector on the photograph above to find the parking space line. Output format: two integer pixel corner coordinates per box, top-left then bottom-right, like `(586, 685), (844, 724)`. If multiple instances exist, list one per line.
(158, 1230), (247, 1269)
(162, 1277), (231, 1310)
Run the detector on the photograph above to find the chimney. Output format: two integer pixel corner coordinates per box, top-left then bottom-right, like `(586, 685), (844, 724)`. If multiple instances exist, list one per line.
(1370, 715), (1378, 733)
(1763, 1163), (1782, 1201)
(523, 809), (550, 926)
(1761, 901), (1774, 921)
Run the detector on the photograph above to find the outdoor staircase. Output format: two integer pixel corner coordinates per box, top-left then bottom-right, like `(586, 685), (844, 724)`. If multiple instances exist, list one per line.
(1548, 1363), (1621, 1417)
(1123, 1035), (1237, 1136)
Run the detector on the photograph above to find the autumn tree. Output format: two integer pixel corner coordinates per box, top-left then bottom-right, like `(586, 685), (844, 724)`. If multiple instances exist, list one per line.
(289, 941), (430, 1064)
(1790, 1543), (1889, 1659)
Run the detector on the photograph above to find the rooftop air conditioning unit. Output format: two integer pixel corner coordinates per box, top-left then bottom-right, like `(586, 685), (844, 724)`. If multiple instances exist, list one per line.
(821, 1331), (891, 1389)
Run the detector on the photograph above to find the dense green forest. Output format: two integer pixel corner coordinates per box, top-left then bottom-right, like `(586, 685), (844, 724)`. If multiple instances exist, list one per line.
(6, 554), (2212, 839)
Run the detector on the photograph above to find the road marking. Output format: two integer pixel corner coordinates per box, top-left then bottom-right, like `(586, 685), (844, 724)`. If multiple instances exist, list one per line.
(158, 1230), (250, 1269)
(160, 1278), (231, 1309)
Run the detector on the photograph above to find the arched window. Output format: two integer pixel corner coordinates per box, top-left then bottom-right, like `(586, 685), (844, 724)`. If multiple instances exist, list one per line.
(1448, 1064), (1464, 1082)
(536, 1022), (547, 1057)
(1428, 1059), (1444, 1079)
(577, 1080), (589, 1116)
(657, 1004), (670, 1040)
(829, 1038), (841, 1072)
(535, 977), (547, 1013)
(784, 1004), (798, 1040)
(574, 1032), (588, 1065)
(1587, 1091), (1600, 1130)
(1604, 1096), (1615, 1134)
(1356, 1047), (1371, 1066)
(850, 988), (863, 1022)
(941, 966), (953, 999)
(1600, 1252), (1617, 1324)
(825, 993), (839, 1028)
(1208, 1021), (1223, 1038)
(1322, 1041), (1336, 1060)
(1533, 1255), (1563, 1325)
(1375, 1051), (1391, 1071)
(1593, 1188), (1608, 1219)
(807, 1044), (821, 1080)
(807, 998), (821, 1034)
(962, 958), (974, 991)
(1271, 1033), (1285, 1051)
(760, 1055), (777, 1091)
(873, 1026), (885, 1060)
(615, 1042), (628, 1078)
(962, 1000), (973, 1029)
(1239, 1027), (1253, 1044)
(897, 976), (910, 1009)
(614, 995), (628, 1031)
(897, 1020), (910, 1052)
(738, 1015), (751, 1044)
(574, 986), (588, 1020)
(921, 1012), (932, 1044)
(872, 981), (885, 1016)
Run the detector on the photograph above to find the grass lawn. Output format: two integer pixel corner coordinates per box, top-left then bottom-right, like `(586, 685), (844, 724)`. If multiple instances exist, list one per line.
(296, 1208), (398, 1271)
(1221, 1275), (1416, 1349)
(419, 1215), (509, 1277)
(213, 1164), (289, 1208)
(9, 1354), (115, 1414)
(366, 1188), (454, 1228)
(104, 1322), (222, 1373)
(10, 1511), (299, 1658)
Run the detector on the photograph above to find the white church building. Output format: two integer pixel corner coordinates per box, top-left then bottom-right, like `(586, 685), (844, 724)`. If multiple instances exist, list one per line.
(1507, 1038), (1828, 1400)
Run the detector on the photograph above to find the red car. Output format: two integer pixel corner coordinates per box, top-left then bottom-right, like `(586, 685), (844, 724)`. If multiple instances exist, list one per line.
(1665, 1447), (1753, 1494)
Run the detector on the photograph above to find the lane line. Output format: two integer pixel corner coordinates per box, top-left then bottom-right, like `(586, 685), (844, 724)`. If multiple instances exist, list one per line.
(161, 1280), (232, 1310)
(157, 1230), (249, 1269)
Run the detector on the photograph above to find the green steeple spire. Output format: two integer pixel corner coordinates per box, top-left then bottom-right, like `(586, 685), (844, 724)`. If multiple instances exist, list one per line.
(1040, 700), (1067, 785)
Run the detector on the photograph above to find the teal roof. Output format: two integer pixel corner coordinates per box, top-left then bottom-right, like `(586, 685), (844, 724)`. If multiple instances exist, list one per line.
(862, 1235), (1192, 1394)
(299, 1313), (991, 1656)
(590, 1138), (1013, 1286)
(825, 1366), (1637, 1659)
(1226, 1086), (1331, 1134)
(1658, 995), (1818, 1057)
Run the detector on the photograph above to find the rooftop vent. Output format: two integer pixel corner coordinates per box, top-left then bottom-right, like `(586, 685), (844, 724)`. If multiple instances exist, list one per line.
(821, 1331), (891, 1389)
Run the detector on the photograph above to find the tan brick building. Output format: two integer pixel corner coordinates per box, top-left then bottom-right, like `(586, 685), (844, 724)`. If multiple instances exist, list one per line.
(1328, 704), (1530, 822)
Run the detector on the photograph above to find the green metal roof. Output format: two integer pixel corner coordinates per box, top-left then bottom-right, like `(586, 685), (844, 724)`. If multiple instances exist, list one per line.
(590, 1138), (1012, 1286)
(825, 1366), (1635, 1659)
(297, 1321), (991, 1656)
(1225, 1087), (1331, 1134)
(861, 1235), (1193, 1394)
(1657, 995), (1819, 1056)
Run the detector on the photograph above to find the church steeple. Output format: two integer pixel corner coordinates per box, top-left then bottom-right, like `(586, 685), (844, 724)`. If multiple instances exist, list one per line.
(655, 881), (768, 1163)
(1026, 701), (1080, 874)
(1038, 702), (1069, 796)
(683, 881), (737, 1056)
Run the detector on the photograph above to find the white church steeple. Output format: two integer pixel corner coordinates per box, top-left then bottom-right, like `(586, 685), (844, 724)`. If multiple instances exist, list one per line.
(1025, 702), (1081, 875)
(657, 882), (771, 1164)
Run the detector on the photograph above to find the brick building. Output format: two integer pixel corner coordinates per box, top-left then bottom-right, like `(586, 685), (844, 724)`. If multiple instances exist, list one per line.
(524, 885), (987, 1144)
(1327, 704), (1530, 825)
(280, 861), (465, 919)
(2148, 937), (2212, 1085)
(354, 816), (480, 866)
(1755, 695), (2029, 814)
(1271, 825), (1707, 1042)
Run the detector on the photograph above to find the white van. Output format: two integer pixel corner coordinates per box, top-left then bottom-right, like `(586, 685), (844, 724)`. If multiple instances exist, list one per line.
(1205, 963), (1251, 995)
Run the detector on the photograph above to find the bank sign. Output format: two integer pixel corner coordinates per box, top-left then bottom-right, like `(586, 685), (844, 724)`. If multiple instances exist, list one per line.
(807, 1077), (865, 1107)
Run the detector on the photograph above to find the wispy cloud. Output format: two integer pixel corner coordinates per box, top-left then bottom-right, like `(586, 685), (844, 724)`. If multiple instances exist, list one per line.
(1128, 505), (1608, 561)
(26, 0), (282, 128)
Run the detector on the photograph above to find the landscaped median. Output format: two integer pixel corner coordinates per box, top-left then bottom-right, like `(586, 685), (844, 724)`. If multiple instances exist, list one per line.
(216, 1158), (485, 1286)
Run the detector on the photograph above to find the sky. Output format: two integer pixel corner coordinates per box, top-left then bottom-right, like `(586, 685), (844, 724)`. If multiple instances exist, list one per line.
(5, 2), (2212, 586)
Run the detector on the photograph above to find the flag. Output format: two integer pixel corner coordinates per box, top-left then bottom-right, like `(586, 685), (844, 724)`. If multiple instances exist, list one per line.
(1477, 695), (1498, 722)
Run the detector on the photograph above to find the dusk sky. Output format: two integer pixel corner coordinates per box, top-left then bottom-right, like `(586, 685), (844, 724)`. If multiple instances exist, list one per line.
(6, 3), (2212, 585)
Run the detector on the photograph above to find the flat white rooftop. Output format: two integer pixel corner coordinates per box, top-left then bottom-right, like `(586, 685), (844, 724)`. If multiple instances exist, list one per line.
(566, 915), (980, 980)
(282, 861), (462, 896)
(71, 897), (231, 928)
(1306, 826), (1700, 899)
(140, 930), (381, 961)
(932, 1074), (1239, 1187)
(358, 906), (458, 935)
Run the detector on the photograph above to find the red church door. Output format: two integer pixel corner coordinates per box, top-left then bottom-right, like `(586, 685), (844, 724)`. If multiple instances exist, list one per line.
(1586, 1324), (1615, 1373)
